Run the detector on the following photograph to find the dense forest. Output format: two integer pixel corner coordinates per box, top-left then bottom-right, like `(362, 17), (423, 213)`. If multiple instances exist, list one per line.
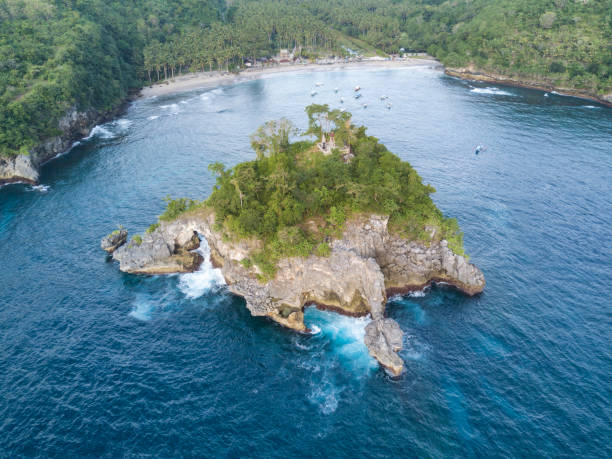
(1, 0), (611, 157)
(155, 105), (465, 278)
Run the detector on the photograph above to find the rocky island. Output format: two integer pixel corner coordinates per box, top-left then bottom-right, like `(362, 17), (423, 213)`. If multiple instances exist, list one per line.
(103, 106), (485, 375)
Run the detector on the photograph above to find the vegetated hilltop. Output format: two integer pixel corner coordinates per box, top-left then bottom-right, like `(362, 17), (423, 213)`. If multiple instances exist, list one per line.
(150, 104), (466, 279)
(2, 0), (610, 159)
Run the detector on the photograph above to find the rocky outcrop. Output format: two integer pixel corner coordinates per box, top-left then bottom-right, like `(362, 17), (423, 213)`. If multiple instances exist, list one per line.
(101, 229), (128, 253)
(0, 103), (127, 185)
(445, 66), (612, 107)
(113, 230), (203, 274)
(107, 211), (485, 376)
(365, 318), (404, 376)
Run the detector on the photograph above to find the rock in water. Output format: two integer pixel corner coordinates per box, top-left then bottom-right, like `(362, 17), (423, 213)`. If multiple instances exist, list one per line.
(106, 212), (485, 374)
(112, 229), (202, 274)
(365, 318), (404, 376)
(100, 229), (127, 253)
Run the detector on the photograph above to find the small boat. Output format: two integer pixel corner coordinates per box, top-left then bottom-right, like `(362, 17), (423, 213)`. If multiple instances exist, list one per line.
(354, 85), (361, 92)
(474, 145), (486, 154)
(340, 97), (344, 103)
(386, 102), (392, 109)
(340, 108), (346, 112)
(380, 95), (387, 100)
(311, 90), (317, 97)
(334, 87), (339, 93)
(355, 93), (362, 99)
(315, 82), (324, 87)
(363, 103), (367, 109)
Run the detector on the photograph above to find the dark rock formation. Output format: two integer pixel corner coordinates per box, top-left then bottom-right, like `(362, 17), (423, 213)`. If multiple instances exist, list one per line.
(101, 229), (128, 253)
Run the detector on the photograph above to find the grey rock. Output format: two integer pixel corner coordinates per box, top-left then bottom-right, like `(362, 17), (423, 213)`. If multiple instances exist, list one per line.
(109, 211), (485, 374)
(365, 318), (404, 376)
(101, 229), (128, 253)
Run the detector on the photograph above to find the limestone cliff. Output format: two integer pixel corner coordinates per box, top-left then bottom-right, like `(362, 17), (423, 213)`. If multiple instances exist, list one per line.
(106, 211), (485, 376)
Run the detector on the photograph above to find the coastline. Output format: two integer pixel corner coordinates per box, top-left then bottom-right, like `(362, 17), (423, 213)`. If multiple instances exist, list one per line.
(445, 67), (612, 107)
(139, 58), (442, 98)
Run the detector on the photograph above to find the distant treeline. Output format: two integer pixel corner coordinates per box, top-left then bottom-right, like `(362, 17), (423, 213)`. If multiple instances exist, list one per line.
(1, 0), (611, 157)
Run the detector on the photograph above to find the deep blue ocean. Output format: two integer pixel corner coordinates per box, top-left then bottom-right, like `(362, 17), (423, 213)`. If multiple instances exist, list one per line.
(1, 66), (611, 457)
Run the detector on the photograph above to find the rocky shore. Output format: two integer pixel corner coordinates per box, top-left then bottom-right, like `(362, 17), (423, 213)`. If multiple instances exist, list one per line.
(104, 211), (485, 376)
(446, 66), (612, 107)
(0, 103), (129, 186)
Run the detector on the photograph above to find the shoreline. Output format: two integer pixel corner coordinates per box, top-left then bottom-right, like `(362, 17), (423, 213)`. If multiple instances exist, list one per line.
(445, 67), (612, 108)
(139, 58), (442, 98)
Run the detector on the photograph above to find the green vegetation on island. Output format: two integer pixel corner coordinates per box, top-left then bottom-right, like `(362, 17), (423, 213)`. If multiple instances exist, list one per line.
(161, 105), (465, 279)
(1, 0), (610, 158)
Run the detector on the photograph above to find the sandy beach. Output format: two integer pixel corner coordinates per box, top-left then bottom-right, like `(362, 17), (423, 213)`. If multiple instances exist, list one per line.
(139, 58), (441, 97)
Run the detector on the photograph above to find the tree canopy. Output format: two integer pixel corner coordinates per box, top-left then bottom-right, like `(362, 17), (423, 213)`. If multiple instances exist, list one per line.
(1, 0), (610, 157)
(203, 105), (465, 279)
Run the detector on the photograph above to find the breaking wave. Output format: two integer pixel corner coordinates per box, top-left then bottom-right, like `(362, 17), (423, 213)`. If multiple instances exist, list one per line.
(27, 184), (50, 193)
(178, 240), (225, 299)
(470, 87), (514, 96)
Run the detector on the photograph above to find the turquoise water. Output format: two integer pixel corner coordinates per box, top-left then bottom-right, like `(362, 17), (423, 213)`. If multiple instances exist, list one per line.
(1, 66), (611, 456)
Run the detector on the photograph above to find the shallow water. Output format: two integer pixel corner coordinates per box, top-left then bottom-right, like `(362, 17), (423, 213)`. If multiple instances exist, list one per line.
(1, 66), (611, 456)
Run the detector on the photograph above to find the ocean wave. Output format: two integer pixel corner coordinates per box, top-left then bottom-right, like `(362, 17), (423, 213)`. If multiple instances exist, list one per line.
(470, 87), (514, 96)
(178, 240), (225, 299)
(160, 103), (180, 114)
(84, 125), (115, 140)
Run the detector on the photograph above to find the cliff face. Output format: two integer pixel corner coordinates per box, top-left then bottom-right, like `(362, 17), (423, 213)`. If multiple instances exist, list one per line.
(445, 66), (612, 107)
(0, 105), (124, 185)
(108, 212), (485, 376)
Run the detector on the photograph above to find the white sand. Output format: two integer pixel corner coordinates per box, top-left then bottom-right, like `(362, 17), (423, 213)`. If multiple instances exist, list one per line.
(139, 58), (441, 97)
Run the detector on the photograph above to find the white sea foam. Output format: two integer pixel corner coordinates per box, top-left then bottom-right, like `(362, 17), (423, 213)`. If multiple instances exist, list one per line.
(308, 383), (339, 415)
(27, 184), (50, 193)
(309, 325), (321, 335)
(114, 118), (132, 128)
(583, 105), (598, 109)
(178, 239), (225, 299)
(304, 308), (377, 374)
(84, 125), (115, 140)
(470, 87), (514, 96)
(147, 115), (160, 120)
(129, 298), (153, 321)
(160, 103), (180, 114)
(408, 287), (429, 298)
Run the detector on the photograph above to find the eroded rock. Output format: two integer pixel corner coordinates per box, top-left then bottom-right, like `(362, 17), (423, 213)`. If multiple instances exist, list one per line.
(101, 229), (128, 253)
(106, 211), (485, 375)
(365, 318), (404, 376)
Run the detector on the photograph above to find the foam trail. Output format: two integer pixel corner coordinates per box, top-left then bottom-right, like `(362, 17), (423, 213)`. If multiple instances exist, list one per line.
(470, 87), (514, 96)
(129, 298), (154, 321)
(178, 239), (225, 299)
(308, 381), (340, 415)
